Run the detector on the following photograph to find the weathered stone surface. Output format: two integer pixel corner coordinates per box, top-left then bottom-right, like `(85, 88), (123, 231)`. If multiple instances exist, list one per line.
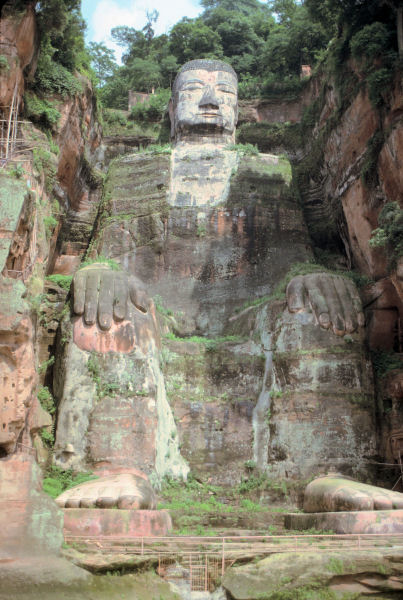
(54, 313), (187, 480)
(62, 547), (159, 573)
(0, 175), (34, 275)
(285, 508), (403, 534)
(0, 276), (41, 455)
(0, 455), (63, 555)
(0, 3), (37, 108)
(63, 507), (172, 537)
(0, 564), (179, 600)
(0, 555), (91, 600)
(163, 338), (263, 484)
(100, 152), (310, 336)
(50, 79), (103, 275)
(240, 301), (376, 480)
(222, 548), (403, 599)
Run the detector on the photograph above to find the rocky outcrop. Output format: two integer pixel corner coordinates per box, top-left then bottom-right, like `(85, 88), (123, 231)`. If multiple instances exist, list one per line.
(0, 2), (37, 109)
(50, 79), (103, 275)
(222, 548), (403, 599)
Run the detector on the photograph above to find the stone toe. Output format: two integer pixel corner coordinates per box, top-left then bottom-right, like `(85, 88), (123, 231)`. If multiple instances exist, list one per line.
(373, 495), (393, 510)
(117, 494), (141, 509)
(80, 497), (96, 508)
(65, 498), (81, 508)
(96, 496), (116, 508)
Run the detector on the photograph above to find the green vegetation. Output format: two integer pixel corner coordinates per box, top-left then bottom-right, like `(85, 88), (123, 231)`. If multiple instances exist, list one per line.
(87, 353), (119, 399)
(92, 0), (333, 108)
(255, 587), (361, 600)
(33, 148), (57, 193)
(164, 331), (244, 351)
(40, 428), (55, 447)
(43, 465), (98, 499)
(138, 143), (172, 155)
(157, 473), (291, 534)
(226, 142), (259, 156)
(130, 88), (171, 122)
(371, 350), (403, 379)
(369, 202), (403, 267)
(46, 274), (73, 291)
(326, 557), (345, 574)
(38, 355), (55, 375)
(43, 215), (58, 239)
(37, 386), (56, 415)
(0, 55), (9, 72)
(8, 163), (24, 179)
(154, 294), (174, 317)
(80, 255), (122, 271)
(237, 122), (302, 154)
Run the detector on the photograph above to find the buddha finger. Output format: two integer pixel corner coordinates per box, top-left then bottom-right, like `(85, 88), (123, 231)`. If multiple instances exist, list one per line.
(113, 272), (128, 321)
(129, 278), (150, 313)
(286, 276), (306, 312)
(84, 270), (101, 325)
(73, 269), (86, 316)
(346, 279), (365, 327)
(98, 270), (114, 330)
(305, 276), (330, 328)
(334, 277), (357, 333)
(319, 276), (346, 335)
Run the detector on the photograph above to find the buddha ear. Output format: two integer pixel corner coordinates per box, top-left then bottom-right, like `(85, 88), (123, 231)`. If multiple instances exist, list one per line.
(168, 98), (175, 139)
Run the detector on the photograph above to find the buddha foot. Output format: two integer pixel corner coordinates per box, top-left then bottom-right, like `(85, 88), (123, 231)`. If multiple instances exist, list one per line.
(55, 472), (156, 510)
(304, 474), (403, 513)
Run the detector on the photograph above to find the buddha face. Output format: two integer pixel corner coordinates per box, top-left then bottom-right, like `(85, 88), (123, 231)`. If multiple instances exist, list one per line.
(170, 67), (238, 142)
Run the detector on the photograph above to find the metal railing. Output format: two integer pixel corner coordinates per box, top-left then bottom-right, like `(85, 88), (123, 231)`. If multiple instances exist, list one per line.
(64, 532), (403, 591)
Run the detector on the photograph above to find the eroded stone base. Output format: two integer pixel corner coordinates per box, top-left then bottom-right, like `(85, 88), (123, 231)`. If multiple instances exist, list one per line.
(63, 508), (172, 538)
(284, 509), (403, 534)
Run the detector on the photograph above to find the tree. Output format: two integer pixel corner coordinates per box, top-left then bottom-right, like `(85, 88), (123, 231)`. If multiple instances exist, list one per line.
(201, 0), (267, 16)
(126, 58), (161, 92)
(161, 55), (179, 87)
(142, 9), (159, 45)
(169, 18), (223, 65)
(88, 42), (117, 86)
(111, 26), (148, 64)
(269, 0), (301, 25)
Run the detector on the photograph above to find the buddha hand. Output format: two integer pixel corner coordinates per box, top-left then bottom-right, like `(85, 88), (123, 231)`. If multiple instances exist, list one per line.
(286, 272), (365, 336)
(73, 263), (152, 331)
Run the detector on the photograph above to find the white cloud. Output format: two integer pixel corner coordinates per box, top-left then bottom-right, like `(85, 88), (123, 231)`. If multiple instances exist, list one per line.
(90, 0), (201, 62)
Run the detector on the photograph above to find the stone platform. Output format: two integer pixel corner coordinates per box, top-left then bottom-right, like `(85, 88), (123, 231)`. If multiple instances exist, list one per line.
(63, 508), (172, 538)
(285, 509), (403, 534)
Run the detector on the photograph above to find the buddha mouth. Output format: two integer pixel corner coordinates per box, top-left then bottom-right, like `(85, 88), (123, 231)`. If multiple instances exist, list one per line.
(199, 112), (220, 117)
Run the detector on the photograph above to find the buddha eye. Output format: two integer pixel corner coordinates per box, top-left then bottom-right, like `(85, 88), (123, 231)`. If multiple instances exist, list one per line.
(182, 83), (204, 91)
(217, 86), (235, 95)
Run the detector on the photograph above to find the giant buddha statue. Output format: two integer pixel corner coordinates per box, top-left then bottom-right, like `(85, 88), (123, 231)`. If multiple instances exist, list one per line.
(54, 59), (386, 511)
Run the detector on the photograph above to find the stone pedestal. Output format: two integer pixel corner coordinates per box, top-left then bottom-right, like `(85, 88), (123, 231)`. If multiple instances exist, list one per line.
(284, 509), (403, 534)
(63, 508), (172, 538)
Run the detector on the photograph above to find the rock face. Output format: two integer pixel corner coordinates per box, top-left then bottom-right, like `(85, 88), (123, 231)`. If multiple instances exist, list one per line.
(0, 2), (37, 108)
(0, 454), (63, 555)
(0, 176), (51, 457)
(50, 79), (103, 276)
(53, 145), (376, 485)
(222, 548), (403, 599)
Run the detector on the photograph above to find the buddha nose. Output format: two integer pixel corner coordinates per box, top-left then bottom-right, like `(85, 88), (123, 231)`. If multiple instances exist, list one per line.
(199, 86), (219, 110)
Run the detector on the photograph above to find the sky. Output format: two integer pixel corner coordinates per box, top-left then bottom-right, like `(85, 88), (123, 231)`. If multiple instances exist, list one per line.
(81, 0), (202, 62)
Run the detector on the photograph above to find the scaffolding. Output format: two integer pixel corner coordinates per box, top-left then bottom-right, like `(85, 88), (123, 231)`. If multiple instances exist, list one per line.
(0, 83), (20, 163)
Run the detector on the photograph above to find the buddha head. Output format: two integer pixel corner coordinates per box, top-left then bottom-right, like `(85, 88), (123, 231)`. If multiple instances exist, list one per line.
(169, 59), (238, 143)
